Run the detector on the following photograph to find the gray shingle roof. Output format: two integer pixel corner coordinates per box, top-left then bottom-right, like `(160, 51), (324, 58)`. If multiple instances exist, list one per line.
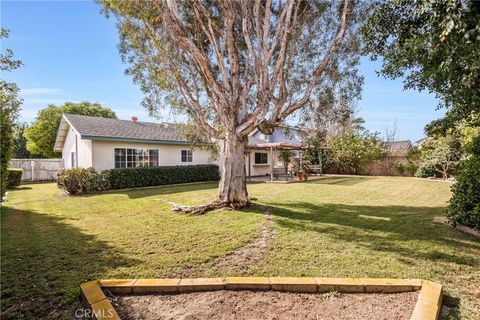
(64, 114), (187, 143)
(385, 140), (412, 156)
(386, 140), (412, 150)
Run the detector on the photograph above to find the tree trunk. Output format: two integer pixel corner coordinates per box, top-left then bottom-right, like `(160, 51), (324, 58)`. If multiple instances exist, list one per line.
(218, 134), (249, 208)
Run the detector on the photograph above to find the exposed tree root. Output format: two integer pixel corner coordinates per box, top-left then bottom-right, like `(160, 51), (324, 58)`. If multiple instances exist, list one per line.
(171, 199), (253, 215)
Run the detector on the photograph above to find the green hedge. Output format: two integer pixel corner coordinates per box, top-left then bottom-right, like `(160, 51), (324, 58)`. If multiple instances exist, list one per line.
(447, 158), (480, 231)
(7, 168), (22, 188)
(57, 167), (109, 195)
(104, 164), (220, 190)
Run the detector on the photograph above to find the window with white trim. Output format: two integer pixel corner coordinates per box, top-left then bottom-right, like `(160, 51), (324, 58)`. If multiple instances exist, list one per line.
(181, 150), (193, 162)
(114, 148), (159, 168)
(254, 152), (268, 164)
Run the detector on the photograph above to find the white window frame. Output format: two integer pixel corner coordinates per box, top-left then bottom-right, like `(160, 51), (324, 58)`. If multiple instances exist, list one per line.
(113, 148), (159, 169)
(254, 152), (268, 165)
(181, 149), (193, 163)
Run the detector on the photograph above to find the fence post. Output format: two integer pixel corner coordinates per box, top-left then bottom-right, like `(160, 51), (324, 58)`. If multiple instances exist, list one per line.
(31, 160), (35, 181)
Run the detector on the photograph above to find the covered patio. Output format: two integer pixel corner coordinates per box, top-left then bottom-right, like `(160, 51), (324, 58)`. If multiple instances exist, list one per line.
(246, 141), (327, 182)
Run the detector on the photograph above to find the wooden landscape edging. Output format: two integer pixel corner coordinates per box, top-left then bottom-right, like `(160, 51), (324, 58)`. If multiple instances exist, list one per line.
(80, 277), (442, 320)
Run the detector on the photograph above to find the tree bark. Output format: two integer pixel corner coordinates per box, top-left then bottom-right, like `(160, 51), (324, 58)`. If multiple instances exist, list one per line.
(218, 134), (249, 208)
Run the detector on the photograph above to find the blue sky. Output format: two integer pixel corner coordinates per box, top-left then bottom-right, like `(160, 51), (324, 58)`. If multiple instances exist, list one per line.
(2, 0), (445, 142)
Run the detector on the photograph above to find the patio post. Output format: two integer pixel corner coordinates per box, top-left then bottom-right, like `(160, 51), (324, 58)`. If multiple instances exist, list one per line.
(270, 146), (274, 181)
(318, 150), (323, 176)
(248, 152), (251, 180)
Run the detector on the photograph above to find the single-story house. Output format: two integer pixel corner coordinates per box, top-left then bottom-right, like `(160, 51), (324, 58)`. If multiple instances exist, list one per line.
(54, 114), (306, 178)
(54, 114), (217, 171)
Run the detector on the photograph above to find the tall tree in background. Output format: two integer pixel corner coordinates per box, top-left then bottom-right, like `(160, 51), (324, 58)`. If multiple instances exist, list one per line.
(362, 0), (480, 229)
(13, 123), (41, 159)
(420, 133), (462, 180)
(24, 102), (117, 158)
(102, 0), (362, 209)
(362, 0), (479, 131)
(0, 29), (23, 201)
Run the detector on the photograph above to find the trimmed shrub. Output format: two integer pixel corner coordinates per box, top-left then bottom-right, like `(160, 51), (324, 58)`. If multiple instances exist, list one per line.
(57, 167), (109, 195)
(104, 164), (220, 190)
(395, 163), (406, 175)
(6, 168), (22, 188)
(447, 158), (480, 231)
(415, 163), (436, 178)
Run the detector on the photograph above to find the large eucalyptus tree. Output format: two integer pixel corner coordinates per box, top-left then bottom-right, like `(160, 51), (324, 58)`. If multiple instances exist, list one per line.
(101, 0), (361, 209)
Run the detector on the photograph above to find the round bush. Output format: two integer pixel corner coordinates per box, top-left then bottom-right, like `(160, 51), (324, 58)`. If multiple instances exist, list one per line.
(415, 163), (436, 178)
(447, 158), (480, 230)
(57, 167), (108, 194)
(6, 168), (22, 188)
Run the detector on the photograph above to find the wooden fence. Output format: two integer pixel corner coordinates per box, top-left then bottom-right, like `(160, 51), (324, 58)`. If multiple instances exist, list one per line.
(10, 159), (63, 182)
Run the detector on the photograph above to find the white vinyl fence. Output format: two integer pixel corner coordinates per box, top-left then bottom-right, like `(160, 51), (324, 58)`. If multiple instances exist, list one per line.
(10, 159), (63, 182)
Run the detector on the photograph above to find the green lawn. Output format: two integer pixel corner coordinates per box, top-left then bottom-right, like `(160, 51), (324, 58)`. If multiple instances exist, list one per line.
(1, 177), (479, 319)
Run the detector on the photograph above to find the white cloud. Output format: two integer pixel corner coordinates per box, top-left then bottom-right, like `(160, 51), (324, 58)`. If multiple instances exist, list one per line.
(20, 88), (63, 95)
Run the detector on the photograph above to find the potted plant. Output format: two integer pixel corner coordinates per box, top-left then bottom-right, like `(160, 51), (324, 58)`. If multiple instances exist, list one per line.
(291, 158), (309, 180)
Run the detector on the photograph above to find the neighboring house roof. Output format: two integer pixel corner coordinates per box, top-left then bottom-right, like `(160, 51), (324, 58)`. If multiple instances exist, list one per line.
(385, 140), (413, 157)
(415, 137), (428, 146)
(54, 114), (188, 152)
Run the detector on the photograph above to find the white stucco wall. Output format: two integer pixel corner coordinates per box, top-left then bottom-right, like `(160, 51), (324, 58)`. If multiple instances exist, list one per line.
(245, 149), (300, 177)
(61, 126), (92, 168)
(91, 140), (216, 171)
(62, 127), (76, 168)
(246, 149), (278, 177)
(77, 138), (93, 168)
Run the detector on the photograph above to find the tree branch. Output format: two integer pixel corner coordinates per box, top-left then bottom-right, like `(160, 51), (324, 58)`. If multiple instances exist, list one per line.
(277, 0), (351, 122)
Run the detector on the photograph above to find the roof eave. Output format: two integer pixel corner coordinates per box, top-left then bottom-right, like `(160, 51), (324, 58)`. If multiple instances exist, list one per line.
(53, 115), (70, 152)
(83, 135), (190, 145)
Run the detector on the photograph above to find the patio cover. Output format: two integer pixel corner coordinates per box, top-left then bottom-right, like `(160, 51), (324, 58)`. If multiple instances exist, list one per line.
(247, 141), (303, 150)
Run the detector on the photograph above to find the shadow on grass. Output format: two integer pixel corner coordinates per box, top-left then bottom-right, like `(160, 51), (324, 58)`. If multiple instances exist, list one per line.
(306, 176), (373, 186)
(441, 294), (461, 320)
(77, 181), (219, 199)
(262, 201), (480, 266)
(8, 186), (32, 190)
(0, 206), (139, 319)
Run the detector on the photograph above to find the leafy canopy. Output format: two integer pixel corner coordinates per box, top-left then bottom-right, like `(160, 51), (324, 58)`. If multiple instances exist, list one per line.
(328, 130), (384, 175)
(13, 123), (42, 159)
(24, 102), (117, 158)
(0, 28), (23, 200)
(419, 133), (462, 179)
(362, 0), (480, 135)
(101, 0), (363, 139)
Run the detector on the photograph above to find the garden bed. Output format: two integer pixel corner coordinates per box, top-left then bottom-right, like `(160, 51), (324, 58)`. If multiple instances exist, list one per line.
(80, 277), (443, 320)
(109, 290), (419, 320)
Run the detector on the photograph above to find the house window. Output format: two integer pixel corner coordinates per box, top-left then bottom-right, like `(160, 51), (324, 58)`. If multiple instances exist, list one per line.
(254, 152), (268, 164)
(181, 150), (193, 162)
(114, 148), (159, 168)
